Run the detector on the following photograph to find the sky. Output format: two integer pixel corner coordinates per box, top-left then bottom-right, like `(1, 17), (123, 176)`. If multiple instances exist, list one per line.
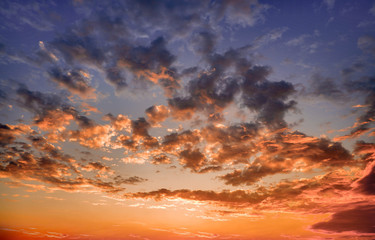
(0, 0), (375, 239)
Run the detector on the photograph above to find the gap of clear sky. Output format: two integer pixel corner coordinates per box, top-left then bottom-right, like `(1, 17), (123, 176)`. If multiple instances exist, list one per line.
(0, 0), (375, 239)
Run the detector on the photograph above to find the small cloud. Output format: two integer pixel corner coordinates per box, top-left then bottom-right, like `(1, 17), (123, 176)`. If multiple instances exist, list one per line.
(323, 0), (335, 10)
(370, 3), (375, 16)
(45, 196), (64, 201)
(285, 34), (310, 47)
(122, 157), (146, 164)
(358, 35), (375, 56)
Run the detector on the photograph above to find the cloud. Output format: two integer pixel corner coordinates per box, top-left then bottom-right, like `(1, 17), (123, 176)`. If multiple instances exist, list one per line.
(0, 123), (16, 147)
(167, 45), (296, 127)
(353, 157), (375, 195)
(3, 2), (375, 234)
(131, 118), (159, 148)
(8, 0), (294, 131)
(286, 34), (310, 47)
(190, 31), (217, 55)
(0, 124), (130, 194)
(52, 31), (106, 66)
(341, 62), (365, 77)
(220, 164), (286, 186)
(178, 148), (206, 172)
(151, 154), (172, 165)
(145, 105), (170, 126)
(336, 77), (375, 140)
(51, 18), (179, 94)
(370, 2), (375, 16)
(0, 0), (56, 31)
(115, 117), (160, 151)
(81, 162), (112, 174)
(210, 0), (270, 27)
(16, 84), (94, 129)
(322, 0), (335, 10)
(104, 114), (132, 132)
(253, 27), (288, 48)
(242, 79), (296, 128)
(357, 35), (375, 56)
(127, 168), (361, 211)
(308, 73), (345, 100)
(48, 67), (96, 99)
(114, 175), (148, 185)
(311, 205), (375, 234)
(219, 130), (354, 186)
(128, 188), (265, 206)
(105, 66), (128, 91)
(68, 124), (114, 149)
(161, 130), (201, 152)
(201, 123), (259, 164)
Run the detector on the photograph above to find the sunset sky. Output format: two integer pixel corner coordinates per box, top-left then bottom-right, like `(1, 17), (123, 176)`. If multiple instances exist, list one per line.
(0, 0), (375, 239)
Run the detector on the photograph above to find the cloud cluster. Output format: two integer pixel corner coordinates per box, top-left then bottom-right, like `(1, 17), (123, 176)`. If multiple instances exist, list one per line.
(0, 123), (147, 193)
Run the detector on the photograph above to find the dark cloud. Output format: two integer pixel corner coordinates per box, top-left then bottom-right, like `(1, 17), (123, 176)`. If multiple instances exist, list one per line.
(105, 67), (128, 91)
(307, 72), (375, 141)
(151, 154), (171, 165)
(161, 130), (201, 152)
(3, 2), (373, 230)
(190, 31), (217, 55)
(82, 162), (111, 173)
(354, 158), (375, 195)
(10, 0), (295, 130)
(0, 88), (7, 107)
(167, 44), (296, 127)
(132, 118), (151, 137)
(358, 35), (375, 56)
(119, 37), (175, 73)
(52, 32), (105, 66)
(168, 96), (198, 120)
(341, 62), (365, 77)
(128, 188), (265, 206)
(145, 105), (169, 126)
(116, 118), (159, 151)
(220, 165), (285, 186)
(114, 175), (148, 185)
(198, 165), (223, 174)
(168, 45), (294, 126)
(48, 67), (95, 98)
(354, 141), (375, 163)
(16, 84), (94, 128)
(308, 73), (345, 100)
(127, 170), (356, 210)
(201, 123), (259, 165)
(312, 205), (375, 234)
(219, 131), (354, 186)
(242, 78), (296, 128)
(178, 148), (206, 172)
(340, 77), (375, 139)
(0, 123), (15, 147)
(0, 126), (126, 193)
(52, 18), (179, 94)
